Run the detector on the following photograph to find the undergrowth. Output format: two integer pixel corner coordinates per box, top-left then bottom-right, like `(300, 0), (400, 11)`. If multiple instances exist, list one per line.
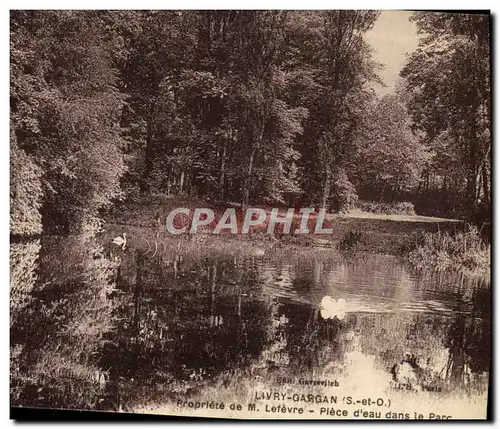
(401, 225), (490, 280)
(355, 200), (416, 216)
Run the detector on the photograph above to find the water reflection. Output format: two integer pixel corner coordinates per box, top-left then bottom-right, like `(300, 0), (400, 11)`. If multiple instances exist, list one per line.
(10, 234), (490, 417)
(10, 235), (117, 410)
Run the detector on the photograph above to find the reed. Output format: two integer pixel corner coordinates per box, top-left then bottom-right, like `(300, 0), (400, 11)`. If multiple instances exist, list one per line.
(402, 225), (490, 280)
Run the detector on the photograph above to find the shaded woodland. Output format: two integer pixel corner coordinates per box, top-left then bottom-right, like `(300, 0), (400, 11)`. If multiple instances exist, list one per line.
(10, 11), (491, 236)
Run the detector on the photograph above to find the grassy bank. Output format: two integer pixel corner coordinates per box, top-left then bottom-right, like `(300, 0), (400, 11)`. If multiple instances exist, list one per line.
(401, 226), (490, 281)
(106, 195), (464, 256)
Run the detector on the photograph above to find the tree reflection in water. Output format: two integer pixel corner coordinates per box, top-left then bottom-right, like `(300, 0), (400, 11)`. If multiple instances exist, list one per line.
(10, 235), (117, 410)
(10, 237), (490, 413)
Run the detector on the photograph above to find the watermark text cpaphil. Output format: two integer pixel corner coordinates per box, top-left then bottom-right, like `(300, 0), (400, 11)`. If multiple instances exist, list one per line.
(165, 207), (335, 235)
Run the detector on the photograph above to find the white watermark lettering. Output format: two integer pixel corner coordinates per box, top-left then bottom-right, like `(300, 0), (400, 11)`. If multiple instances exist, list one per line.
(267, 208), (295, 234)
(213, 208), (238, 234)
(314, 208), (333, 234)
(166, 207), (191, 234)
(241, 208), (267, 233)
(295, 207), (315, 234)
(190, 208), (215, 234)
(164, 207), (334, 235)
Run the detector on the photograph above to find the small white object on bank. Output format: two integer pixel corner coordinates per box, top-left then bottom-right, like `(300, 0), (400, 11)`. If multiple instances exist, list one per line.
(112, 232), (127, 250)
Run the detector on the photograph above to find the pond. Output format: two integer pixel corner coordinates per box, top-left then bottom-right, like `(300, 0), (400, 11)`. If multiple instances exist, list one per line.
(10, 230), (490, 419)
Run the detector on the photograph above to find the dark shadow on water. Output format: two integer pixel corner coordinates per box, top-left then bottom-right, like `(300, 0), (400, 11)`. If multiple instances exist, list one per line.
(10, 235), (491, 412)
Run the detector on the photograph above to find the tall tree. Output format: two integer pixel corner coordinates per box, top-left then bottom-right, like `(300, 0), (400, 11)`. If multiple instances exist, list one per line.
(10, 11), (127, 233)
(400, 12), (490, 218)
(352, 94), (429, 201)
(286, 11), (380, 210)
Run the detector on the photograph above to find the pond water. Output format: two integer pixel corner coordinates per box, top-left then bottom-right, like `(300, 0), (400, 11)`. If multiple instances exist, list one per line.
(10, 231), (490, 419)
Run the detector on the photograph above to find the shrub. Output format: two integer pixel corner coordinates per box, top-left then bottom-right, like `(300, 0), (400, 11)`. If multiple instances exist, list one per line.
(355, 200), (416, 216)
(10, 240), (41, 319)
(10, 132), (43, 236)
(338, 230), (364, 253)
(331, 169), (358, 213)
(402, 225), (490, 280)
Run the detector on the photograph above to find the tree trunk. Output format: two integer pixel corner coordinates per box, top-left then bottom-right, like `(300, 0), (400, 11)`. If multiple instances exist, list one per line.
(242, 147), (256, 209)
(321, 168), (331, 209)
(465, 122), (481, 216)
(476, 170), (482, 204)
(219, 140), (227, 201)
(141, 102), (155, 192)
(482, 163), (490, 207)
(179, 170), (185, 194)
(166, 178), (171, 197)
(134, 252), (144, 337)
(466, 166), (478, 216)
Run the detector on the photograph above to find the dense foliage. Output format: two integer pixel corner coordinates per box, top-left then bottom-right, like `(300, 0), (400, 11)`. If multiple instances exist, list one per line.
(11, 11), (126, 234)
(401, 12), (490, 221)
(403, 226), (490, 280)
(10, 11), (491, 236)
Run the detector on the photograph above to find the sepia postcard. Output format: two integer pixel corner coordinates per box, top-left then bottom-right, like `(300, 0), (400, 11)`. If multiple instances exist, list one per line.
(10, 10), (491, 420)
